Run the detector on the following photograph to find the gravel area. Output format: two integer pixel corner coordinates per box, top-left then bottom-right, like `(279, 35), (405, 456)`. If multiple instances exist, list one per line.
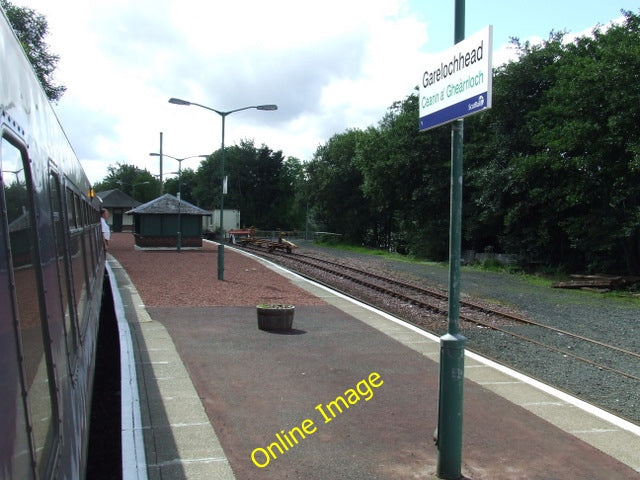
(107, 233), (324, 307)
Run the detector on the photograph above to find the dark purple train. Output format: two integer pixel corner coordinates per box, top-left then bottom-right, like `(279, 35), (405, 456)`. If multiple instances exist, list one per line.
(1, 8), (106, 479)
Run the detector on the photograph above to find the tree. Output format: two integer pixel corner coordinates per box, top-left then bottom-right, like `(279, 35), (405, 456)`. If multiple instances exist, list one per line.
(306, 130), (370, 243)
(1, 0), (66, 101)
(355, 94), (451, 256)
(526, 12), (640, 273)
(244, 143), (287, 229)
(164, 168), (197, 205)
(93, 164), (159, 203)
(465, 12), (640, 273)
(191, 140), (301, 230)
(464, 32), (568, 262)
(276, 156), (306, 231)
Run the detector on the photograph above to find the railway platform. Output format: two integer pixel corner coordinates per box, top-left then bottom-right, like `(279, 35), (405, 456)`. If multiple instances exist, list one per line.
(106, 233), (640, 479)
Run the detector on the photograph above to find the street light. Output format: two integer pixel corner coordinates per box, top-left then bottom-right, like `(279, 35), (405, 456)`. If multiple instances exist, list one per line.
(149, 153), (208, 252)
(168, 97), (278, 280)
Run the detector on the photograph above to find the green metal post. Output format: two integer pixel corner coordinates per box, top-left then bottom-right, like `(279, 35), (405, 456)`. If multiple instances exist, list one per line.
(437, 1), (466, 478)
(159, 132), (163, 195)
(217, 114), (226, 280)
(177, 159), (182, 253)
(437, 119), (466, 479)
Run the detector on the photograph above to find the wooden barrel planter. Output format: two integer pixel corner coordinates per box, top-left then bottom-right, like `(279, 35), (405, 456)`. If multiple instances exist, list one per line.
(257, 304), (295, 331)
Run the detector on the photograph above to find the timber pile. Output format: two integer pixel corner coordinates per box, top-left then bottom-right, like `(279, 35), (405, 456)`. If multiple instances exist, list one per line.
(552, 274), (640, 292)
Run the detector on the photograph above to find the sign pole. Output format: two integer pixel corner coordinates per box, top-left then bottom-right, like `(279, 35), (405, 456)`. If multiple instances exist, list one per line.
(417, 2), (490, 474)
(437, 0), (466, 478)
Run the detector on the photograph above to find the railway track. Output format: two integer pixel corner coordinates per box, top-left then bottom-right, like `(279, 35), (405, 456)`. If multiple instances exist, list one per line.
(238, 243), (640, 406)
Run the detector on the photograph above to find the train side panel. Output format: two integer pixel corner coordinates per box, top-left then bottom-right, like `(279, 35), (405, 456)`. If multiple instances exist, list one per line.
(1, 8), (105, 480)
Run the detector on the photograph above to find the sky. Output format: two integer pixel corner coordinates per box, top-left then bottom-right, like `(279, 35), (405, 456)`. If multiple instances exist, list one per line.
(10, 0), (640, 184)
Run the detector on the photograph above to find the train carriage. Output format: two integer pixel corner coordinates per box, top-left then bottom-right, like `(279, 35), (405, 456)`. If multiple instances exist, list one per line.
(1, 8), (106, 479)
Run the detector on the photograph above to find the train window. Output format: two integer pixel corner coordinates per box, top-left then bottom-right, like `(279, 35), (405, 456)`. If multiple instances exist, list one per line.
(66, 188), (77, 229)
(78, 198), (85, 227)
(49, 172), (78, 358)
(74, 194), (82, 229)
(87, 205), (100, 273)
(82, 228), (93, 285)
(1, 136), (58, 478)
(66, 190), (89, 333)
(82, 198), (90, 227)
(81, 200), (97, 282)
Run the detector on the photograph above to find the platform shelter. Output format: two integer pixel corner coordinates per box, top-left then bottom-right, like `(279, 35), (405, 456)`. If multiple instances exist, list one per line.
(127, 193), (210, 248)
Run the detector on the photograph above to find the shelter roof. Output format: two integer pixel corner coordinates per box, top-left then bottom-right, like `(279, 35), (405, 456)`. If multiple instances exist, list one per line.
(127, 193), (211, 216)
(97, 189), (142, 209)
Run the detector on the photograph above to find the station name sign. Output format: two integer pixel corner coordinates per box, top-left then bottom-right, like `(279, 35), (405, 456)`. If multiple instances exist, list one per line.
(419, 26), (493, 131)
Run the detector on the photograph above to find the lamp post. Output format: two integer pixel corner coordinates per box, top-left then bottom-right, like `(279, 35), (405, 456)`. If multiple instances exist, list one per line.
(149, 153), (208, 252)
(168, 97), (277, 280)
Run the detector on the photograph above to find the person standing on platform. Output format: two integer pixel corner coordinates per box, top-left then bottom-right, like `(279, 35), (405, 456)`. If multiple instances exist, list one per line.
(101, 208), (111, 251)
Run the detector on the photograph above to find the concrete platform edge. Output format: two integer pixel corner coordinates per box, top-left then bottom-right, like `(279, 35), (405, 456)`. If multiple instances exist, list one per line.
(107, 256), (237, 480)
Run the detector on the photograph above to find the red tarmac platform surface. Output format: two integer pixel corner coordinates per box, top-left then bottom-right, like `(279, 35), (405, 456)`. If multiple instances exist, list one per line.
(109, 233), (640, 479)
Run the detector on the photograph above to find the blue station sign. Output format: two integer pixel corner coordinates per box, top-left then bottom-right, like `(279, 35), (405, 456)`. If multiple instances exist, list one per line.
(419, 26), (493, 131)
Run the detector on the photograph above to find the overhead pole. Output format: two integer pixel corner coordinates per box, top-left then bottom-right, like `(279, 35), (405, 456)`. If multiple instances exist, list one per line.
(437, 0), (467, 478)
(159, 132), (164, 195)
(218, 113), (226, 280)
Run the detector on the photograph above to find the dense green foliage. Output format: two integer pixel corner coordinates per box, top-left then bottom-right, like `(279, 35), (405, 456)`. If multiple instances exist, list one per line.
(2, 0), (66, 101)
(190, 140), (303, 229)
(464, 11), (640, 274)
(97, 11), (640, 274)
(305, 10), (640, 274)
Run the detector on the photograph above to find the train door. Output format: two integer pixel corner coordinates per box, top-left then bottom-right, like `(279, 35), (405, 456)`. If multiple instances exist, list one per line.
(0, 140), (33, 480)
(1, 133), (59, 479)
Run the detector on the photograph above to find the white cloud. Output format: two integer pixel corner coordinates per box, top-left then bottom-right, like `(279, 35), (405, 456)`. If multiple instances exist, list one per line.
(9, 0), (633, 183)
(29, 0), (424, 183)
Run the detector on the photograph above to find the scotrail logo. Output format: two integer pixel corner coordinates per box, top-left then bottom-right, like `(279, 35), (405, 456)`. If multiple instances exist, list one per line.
(468, 95), (485, 111)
